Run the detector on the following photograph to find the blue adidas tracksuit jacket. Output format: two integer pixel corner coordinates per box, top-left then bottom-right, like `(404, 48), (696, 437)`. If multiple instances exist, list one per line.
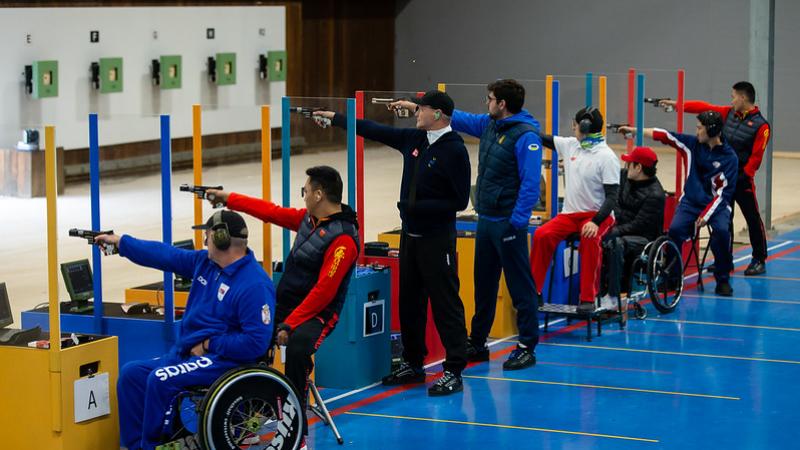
(116, 235), (275, 450)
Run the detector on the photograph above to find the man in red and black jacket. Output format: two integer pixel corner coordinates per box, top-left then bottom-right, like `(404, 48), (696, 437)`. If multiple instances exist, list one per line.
(208, 166), (358, 444)
(661, 81), (770, 275)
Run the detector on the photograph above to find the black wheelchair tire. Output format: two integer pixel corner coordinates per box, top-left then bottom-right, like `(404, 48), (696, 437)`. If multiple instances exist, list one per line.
(199, 366), (304, 450)
(646, 236), (684, 314)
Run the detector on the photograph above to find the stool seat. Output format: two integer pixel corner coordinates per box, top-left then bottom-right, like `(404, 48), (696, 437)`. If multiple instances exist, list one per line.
(538, 231), (625, 341)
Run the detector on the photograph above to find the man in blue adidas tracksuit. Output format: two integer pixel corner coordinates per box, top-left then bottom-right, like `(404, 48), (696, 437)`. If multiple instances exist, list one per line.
(618, 111), (738, 296)
(95, 210), (275, 450)
(451, 79), (543, 370)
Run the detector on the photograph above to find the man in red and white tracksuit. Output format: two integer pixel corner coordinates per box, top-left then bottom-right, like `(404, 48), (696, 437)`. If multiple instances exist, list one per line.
(617, 111), (739, 296)
(661, 81), (770, 275)
(534, 107), (620, 313)
(209, 166), (359, 450)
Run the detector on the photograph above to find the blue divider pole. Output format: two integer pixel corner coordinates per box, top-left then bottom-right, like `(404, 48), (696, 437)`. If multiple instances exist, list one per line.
(281, 96), (291, 263)
(585, 72), (593, 107)
(551, 80), (560, 218)
(346, 98), (356, 207)
(89, 113), (103, 333)
(636, 73), (645, 147)
(160, 115), (174, 329)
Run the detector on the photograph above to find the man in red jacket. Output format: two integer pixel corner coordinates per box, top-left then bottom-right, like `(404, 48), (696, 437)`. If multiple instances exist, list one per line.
(661, 81), (770, 275)
(207, 166), (358, 450)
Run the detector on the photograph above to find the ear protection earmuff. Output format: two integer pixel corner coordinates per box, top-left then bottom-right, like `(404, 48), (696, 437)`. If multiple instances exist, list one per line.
(434, 111), (441, 120)
(578, 106), (598, 134)
(209, 211), (231, 250)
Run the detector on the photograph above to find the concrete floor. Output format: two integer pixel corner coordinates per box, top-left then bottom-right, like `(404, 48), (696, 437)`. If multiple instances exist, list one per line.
(3, 141), (799, 325)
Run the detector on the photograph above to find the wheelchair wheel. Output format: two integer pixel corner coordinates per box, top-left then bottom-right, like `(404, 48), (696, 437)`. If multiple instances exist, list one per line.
(646, 236), (684, 314)
(199, 366), (304, 450)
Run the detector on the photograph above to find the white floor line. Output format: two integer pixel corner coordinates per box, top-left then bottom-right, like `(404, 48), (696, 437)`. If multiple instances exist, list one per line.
(322, 317), (567, 405)
(683, 240), (793, 280)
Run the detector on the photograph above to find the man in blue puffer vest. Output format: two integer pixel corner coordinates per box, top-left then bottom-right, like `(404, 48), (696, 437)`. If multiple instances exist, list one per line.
(95, 211), (275, 450)
(451, 79), (544, 370)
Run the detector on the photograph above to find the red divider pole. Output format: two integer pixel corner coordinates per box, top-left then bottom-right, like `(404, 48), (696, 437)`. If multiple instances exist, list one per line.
(355, 90), (365, 263)
(627, 68), (636, 152)
(676, 69), (686, 197)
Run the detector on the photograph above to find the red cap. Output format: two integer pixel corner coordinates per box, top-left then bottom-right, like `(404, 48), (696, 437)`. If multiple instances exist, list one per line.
(621, 146), (658, 168)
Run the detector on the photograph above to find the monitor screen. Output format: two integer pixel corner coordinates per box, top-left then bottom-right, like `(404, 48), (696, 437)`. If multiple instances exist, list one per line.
(60, 259), (93, 302)
(173, 239), (194, 251)
(0, 282), (12, 328)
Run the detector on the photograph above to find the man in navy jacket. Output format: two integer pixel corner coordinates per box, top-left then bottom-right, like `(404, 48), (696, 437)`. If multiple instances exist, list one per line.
(314, 91), (470, 396)
(619, 111), (738, 295)
(445, 79), (544, 370)
(95, 210), (275, 450)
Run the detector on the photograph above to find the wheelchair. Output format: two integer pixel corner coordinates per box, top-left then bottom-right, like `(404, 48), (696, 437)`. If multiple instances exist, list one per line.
(626, 235), (685, 320)
(155, 363), (305, 450)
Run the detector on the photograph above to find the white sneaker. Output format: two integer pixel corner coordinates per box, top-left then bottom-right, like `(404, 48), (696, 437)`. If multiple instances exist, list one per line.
(600, 294), (619, 310)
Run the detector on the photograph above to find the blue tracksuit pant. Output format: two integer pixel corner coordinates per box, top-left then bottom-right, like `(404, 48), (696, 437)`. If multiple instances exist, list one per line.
(471, 217), (539, 348)
(668, 201), (733, 283)
(118, 352), (240, 450)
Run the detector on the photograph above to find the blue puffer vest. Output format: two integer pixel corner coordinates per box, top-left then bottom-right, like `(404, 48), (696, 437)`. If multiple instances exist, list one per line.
(275, 205), (359, 323)
(475, 121), (537, 217)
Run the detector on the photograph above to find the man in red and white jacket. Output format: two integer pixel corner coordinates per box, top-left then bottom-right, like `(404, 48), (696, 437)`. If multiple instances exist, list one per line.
(661, 81), (770, 275)
(619, 111), (739, 296)
(208, 166), (358, 447)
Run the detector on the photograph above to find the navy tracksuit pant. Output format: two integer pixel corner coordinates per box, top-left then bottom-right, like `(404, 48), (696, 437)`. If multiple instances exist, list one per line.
(118, 352), (241, 450)
(668, 201), (733, 283)
(471, 217), (539, 349)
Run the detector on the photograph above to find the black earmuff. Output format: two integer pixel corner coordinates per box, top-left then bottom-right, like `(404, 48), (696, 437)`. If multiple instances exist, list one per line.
(209, 211), (231, 250)
(578, 106), (598, 134)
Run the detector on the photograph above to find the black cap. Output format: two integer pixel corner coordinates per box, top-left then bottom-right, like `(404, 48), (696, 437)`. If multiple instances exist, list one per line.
(697, 110), (724, 138)
(192, 210), (249, 239)
(411, 90), (455, 116)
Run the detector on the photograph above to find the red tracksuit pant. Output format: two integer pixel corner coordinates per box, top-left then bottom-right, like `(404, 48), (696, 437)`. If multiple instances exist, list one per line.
(531, 211), (615, 303)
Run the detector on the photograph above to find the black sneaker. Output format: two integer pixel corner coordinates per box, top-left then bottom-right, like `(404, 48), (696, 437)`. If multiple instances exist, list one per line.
(714, 281), (734, 297)
(576, 302), (596, 314)
(465, 337), (489, 362)
(503, 345), (536, 370)
(381, 362), (425, 386)
(427, 371), (463, 396)
(744, 260), (766, 276)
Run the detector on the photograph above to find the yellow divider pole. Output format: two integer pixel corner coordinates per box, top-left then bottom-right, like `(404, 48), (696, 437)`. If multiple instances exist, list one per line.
(45, 125), (63, 431)
(261, 106), (272, 275)
(192, 104), (203, 249)
(599, 76), (607, 136)
(437, 83), (446, 92)
(545, 75), (554, 219)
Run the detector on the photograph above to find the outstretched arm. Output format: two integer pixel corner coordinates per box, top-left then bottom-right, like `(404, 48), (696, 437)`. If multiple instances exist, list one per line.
(223, 191), (306, 232)
(312, 110), (417, 152)
(95, 234), (199, 279)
